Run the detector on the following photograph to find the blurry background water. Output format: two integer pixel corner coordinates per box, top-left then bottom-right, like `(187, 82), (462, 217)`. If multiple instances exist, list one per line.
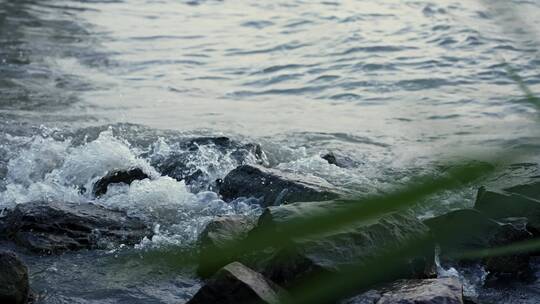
(0, 0), (539, 303)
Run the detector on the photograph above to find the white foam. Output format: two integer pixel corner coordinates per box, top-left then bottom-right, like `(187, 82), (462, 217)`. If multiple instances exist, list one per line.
(435, 246), (487, 299)
(0, 128), (262, 248)
(275, 154), (380, 194)
(54, 129), (159, 190)
(6, 135), (69, 186)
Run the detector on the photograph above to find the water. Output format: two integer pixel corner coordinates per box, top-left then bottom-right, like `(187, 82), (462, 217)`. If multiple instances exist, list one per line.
(1, 0), (540, 303)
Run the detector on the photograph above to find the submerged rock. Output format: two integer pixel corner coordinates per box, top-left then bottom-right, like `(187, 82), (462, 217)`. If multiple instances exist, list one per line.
(343, 278), (464, 304)
(474, 187), (540, 235)
(197, 215), (256, 278)
(187, 262), (287, 304)
(425, 209), (532, 279)
(0, 251), (30, 304)
(219, 165), (342, 207)
(255, 201), (433, 288)
(93, 168), (150, 197)
(151, 137), (266, 192)
(1, 201), (152, 254)
(321, 152), (359, 168)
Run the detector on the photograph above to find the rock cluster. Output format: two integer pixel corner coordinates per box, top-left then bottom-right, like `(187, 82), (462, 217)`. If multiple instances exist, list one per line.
(150, 136), (266, 192)
(3, 136), (540, 304)
(189, 174), (540, 303)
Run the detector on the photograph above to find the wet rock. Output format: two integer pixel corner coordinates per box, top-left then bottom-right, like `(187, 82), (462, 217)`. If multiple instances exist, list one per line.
(2, 201), (152, 254)
(219, 165), (342, 207)
(343, 278), (464, 304)
(474, 187), (540, 235)
(321, 152), (358, 168)
(424, 209), (502, 253)
(425, 209), (532, 278)
(152, 137), (266, 192)
(187, 262), (287, 304)
(93, 168), (149, 197)
(0, 251), (30, 304)
(197, 215), (256, 278)
(255, 201), (434, 288)
(504, 180), (540, 200)
(484, 223), (533, 279)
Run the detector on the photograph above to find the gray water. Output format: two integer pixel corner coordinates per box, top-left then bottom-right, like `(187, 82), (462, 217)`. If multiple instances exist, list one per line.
(1, 0), (540, 303)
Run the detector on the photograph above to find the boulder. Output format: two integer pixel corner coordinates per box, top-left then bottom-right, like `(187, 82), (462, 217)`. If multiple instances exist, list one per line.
(343, 278), (464, 304)
(255, 201), (434, 288)
(93, 168), (149, 197)
(187, 262), (287, 304)
(483, 222), (533, 279)
(197, 215), (256, 277)
(0, 251), (30, 304)
(151, 137), (266, 192)
(474, 187), (540, 235)
(425, 209), (532, 278)
(2, 201), (152, 254)
(504, 180), (540, 200)
(219, 165), (342, 207)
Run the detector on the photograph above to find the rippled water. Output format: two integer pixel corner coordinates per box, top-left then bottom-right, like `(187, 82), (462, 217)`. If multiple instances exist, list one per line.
(2, 0), (539, 143)
(1, 0), (540, 303)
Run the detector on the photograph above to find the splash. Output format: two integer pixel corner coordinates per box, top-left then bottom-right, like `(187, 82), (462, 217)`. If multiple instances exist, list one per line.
(435, 246), (487, 300)
(0, 128), (262, 248)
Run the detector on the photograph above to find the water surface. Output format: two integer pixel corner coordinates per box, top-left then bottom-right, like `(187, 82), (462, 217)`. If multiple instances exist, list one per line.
(1, 0), (540, 303)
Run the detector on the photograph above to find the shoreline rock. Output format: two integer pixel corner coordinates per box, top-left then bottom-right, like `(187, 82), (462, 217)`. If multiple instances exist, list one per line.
(187, 262), (287, 304)
(1, 201), (152, 254)
(504, 180), (540, 201)
(219, 165), (342, 207)
(343, 278), (464, 304)
(253, 202), (434, 288)
(425, 208), (533, 279)
(197, 215), (256, 278)
(0, 251), (30, 304)
(474, 187), (540, 235)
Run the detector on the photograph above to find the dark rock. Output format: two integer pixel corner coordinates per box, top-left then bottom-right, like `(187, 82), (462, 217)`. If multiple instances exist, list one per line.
(2, 201), (152, 254)
(424, 209), (501, 253)
(343, 278), (464, 304)
(484, 223), (533, 279)
(219, 165), (342, 207)
(183, 169), (205, 187)
(342, 290), (382, 304)
(425, 209), (532, 278)
(187, 262), (287, 304)
(504, 180), (540, 200)
(321, 152), (358, 168)
(0, 251), (30, 304)
(197, 215), (256, 278)
(255, 201), (433, 288)
(151, 137), (266, 192)
(93, 168), (149, 197)
(474, 187), (540, 235)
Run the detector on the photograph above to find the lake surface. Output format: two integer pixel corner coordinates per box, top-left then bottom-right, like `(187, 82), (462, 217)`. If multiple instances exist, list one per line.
(1, 0), (539, 303)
